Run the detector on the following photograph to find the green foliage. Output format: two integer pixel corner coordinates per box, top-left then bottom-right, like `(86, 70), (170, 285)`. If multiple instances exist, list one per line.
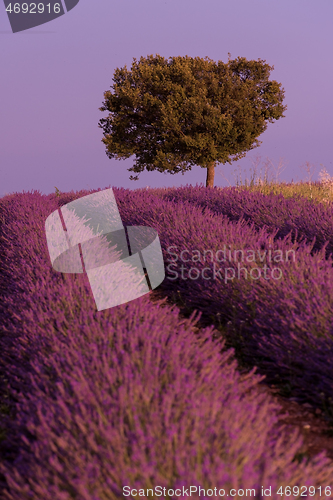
(99, 54), (287, 185)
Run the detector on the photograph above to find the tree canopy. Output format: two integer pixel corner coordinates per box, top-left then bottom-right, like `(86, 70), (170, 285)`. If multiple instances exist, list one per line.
(99, 54), (287, 187)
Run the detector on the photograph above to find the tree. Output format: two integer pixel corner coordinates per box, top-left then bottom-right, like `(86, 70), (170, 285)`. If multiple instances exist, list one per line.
(98, 54), (287, 188)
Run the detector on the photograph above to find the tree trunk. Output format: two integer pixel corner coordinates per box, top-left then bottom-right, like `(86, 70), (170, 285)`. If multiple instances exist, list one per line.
(206, 162), (215, 187)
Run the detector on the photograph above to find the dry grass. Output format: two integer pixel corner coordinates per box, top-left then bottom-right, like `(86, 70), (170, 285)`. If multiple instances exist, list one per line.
(216, 155), (333, 205)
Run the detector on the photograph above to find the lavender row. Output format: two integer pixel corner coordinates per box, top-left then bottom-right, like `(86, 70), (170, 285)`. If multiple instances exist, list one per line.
(2, 191), (331, 498)
(52, 186), (333, 413)
(148, 184), (333, 258)
(52, 186), (333, 416)
(108, 187), (333, 421)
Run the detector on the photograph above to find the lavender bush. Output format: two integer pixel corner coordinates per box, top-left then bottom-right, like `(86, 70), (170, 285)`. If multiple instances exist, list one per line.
(111, 187), (333, 420)
(0, 189), (333, 499)
(148, 184), (333, 258)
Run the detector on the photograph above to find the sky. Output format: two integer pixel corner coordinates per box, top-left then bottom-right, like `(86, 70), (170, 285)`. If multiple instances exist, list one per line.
(1, 0), (333, 198)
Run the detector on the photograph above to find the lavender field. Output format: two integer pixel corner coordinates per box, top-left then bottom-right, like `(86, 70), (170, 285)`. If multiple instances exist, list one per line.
(1, 185), (333, 499)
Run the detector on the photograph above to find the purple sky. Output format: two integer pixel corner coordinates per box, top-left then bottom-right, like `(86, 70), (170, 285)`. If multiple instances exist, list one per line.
(1, 0), (333, 198)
